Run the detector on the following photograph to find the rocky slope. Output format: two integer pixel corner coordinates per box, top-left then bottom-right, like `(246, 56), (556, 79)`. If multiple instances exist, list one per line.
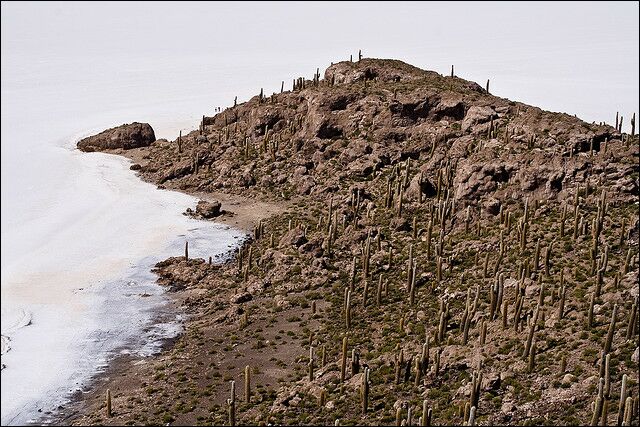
(72, 58), (639, 426)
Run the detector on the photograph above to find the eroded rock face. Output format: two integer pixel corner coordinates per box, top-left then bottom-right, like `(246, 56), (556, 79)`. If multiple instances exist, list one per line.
(462, 106), (497, 131)
(77, 122), (155, 152)
(108, 58), (636, 211)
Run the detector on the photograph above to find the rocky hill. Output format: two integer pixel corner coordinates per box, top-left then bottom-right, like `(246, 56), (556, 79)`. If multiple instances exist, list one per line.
(73, 58), (639, 426)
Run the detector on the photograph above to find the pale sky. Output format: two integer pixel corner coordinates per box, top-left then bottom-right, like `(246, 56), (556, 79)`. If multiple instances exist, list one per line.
(2, 1), (638, 129)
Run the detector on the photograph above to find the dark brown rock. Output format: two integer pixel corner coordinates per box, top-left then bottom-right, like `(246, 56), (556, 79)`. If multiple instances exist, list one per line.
(195, 200), (222, 218)
(77, 122), (155, 152)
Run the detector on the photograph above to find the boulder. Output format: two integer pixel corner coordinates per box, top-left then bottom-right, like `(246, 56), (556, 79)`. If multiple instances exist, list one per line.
(279, 227), (308, 248)
(77, 122), (155, 152)
(195, 200), (222, 218)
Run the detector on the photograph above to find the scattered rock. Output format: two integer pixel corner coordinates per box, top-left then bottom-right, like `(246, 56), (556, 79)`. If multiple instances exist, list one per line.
(231, 292), (252, 304)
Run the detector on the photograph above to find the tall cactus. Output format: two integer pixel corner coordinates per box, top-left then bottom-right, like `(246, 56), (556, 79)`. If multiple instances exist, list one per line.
(228, 380), (236, 426)
(244, 365), (251, 403)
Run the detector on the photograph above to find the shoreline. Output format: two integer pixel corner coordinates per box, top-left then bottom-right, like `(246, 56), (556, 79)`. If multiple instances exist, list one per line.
(46, 147), (287, 426)
(110, 145), (289, 232)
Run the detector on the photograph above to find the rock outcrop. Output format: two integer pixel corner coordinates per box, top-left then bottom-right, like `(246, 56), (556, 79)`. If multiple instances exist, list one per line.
(77, 122), (155, 152)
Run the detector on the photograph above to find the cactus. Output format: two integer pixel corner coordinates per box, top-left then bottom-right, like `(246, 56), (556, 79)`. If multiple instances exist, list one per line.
(523, 305), (539, 358)
(350, 348), (360, 375)
(409, 267), (416, 305)
(309, 346), (315, 381)
(604, 353), (611, 398)
(631, 112), (636, 136)
(228, 380), (236, 426)
(345, 289), (352, 329)
(361, 367), (370, 413)
(623, 396), (634, 425)
(528, 338), (536, 373)
(244, 365), (251, 403)
(395, 348), (404, 384)
(106, 389), (112, 417)
(437, 311), (446, 344)
(520, 219), (529, 251)
(502, 299), (509, 329)
(486, 79), (490, 93)
(451, 65), (454, 77)
(619, 217), (627, 247)
(627, 300), (638, 340)
(468, 406), (476, 426)
(422, 337), (430, 374)
(618, 374), (629, 425)
(544, 242), (553, 276)
(422, 401), (432, 427)
(558, 283), (567, 320)
(340, 336), (348, 382)
(463, 402), (471, 424)
(590, 377), (605, 426)
(623, 248), (633, 274)
(363, 234), (371, 277)
(604, 304), (617, 354)
(470, 370), (482, 408)
(588, 293), (596, 328)
(185, 241), (189, 260)
(426, 219), (433, 259)
(350, 256), (357, 291)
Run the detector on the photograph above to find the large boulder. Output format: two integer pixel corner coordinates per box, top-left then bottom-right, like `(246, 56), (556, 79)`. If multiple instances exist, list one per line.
(195, 200), (222, 218)
(77, 122), (155, 152)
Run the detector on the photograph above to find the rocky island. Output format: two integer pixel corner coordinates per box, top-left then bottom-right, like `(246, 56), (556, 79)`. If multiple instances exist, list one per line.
(70, 58), (639, 426)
